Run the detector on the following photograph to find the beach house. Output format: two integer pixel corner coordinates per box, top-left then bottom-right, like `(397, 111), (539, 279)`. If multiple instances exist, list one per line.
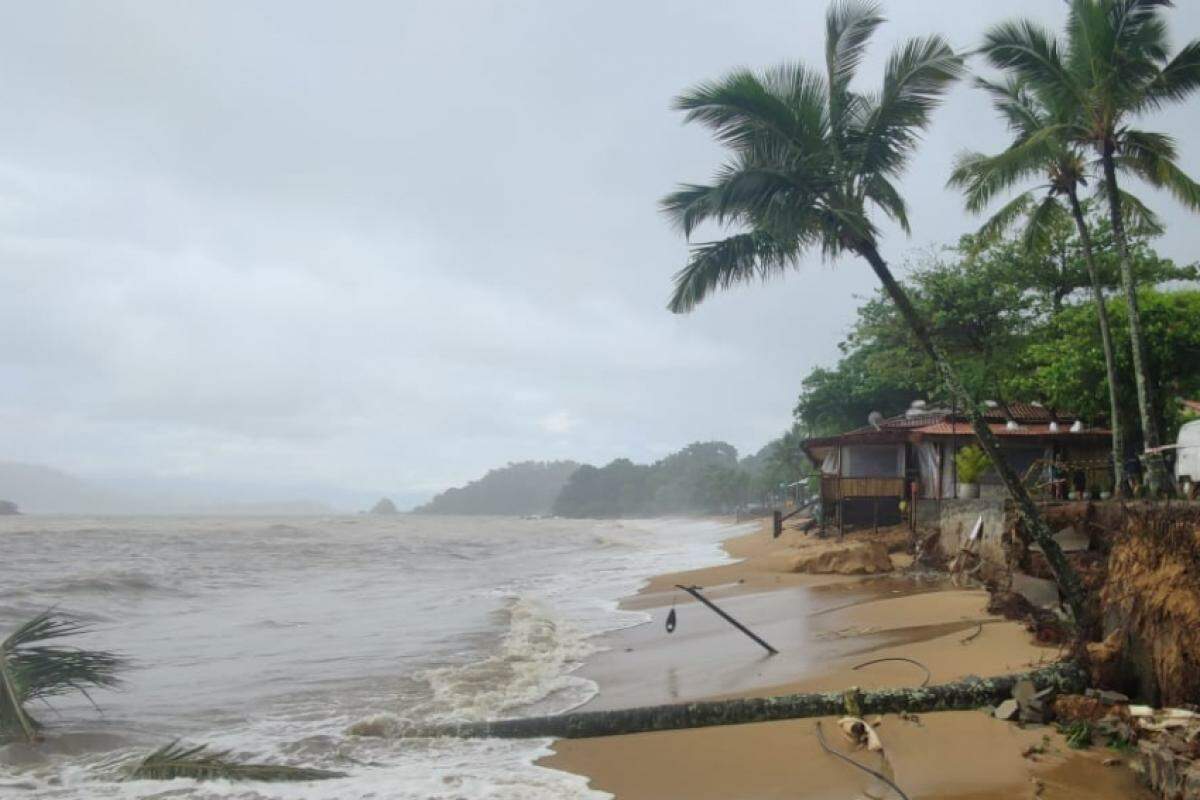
(801, 400), (1112, 528)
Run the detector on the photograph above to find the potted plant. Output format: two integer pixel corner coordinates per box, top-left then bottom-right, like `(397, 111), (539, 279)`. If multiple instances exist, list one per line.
(955, 445), (990, 499)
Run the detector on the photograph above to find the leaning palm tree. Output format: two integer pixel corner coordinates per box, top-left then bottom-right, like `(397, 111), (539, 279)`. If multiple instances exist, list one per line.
(948, 77), (1163, 498)
(0, 611), (125, 742)
(980, 0), (1200, 494)
(661, 0), (1086, 620)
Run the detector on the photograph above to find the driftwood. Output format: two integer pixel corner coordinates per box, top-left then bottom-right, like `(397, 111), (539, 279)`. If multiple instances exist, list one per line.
(401, 662), (1086, 741)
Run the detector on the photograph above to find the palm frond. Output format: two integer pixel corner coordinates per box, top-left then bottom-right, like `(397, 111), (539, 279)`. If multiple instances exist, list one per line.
(863, 173), (909, 233)
(855, 34), (963, 175)
(973, 76), (1045, 138)
(1, 611), (126, 742)
(1119, 129), (1200, 209)
(1020, 193), (1070, 253)
(1114, 188), (1164, 235)
(1136, 38), (1200, 110)
(667, 231), (801, 314)
(981, 18), (1078, 109)
(660, 157), (822, 238)
(947, 127), (1059, 213)
(1105, 0), (1172, 63)
(673, 65), (827, 154)
(825, 0), (884, 126)
(974, 190), (1036, 246)
(130, 741), (347, 783)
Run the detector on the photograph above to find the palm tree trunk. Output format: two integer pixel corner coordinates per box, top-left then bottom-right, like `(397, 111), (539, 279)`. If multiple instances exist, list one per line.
(1066, 187), (1125, 497)
(1100, 146), (1169, 495)
(412, 661), (1088, 740)
(857, 242), (1087, 624)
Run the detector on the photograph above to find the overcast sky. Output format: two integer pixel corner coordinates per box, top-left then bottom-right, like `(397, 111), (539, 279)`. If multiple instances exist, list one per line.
(1, 1), (1198, 508)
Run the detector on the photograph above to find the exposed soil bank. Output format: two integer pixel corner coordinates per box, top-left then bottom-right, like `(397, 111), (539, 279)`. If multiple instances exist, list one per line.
(1093, 505), (1200, 706)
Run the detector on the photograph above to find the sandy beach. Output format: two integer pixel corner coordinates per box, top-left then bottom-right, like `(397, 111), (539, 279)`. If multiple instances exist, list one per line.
(539, 520), (1153, 800)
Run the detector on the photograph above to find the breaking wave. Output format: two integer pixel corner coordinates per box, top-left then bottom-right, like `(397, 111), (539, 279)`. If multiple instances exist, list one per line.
(420, 595), (598, 722)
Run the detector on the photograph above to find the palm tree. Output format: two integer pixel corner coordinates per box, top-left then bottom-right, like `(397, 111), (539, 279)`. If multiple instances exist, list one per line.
(948, 77), (1162, 498)
(661, 0), (1086, 621)
(980, 0), (1200, 494)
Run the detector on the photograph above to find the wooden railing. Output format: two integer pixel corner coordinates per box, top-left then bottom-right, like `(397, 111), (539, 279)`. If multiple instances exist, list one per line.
(820, 475), (906, 500)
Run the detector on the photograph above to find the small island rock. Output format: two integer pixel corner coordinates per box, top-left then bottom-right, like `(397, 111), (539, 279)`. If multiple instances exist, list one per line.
(370, 498), (398, 515)
(0, 500), (19, 515)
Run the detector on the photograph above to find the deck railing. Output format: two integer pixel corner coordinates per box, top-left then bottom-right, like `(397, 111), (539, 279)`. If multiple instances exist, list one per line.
(820, 475), (906, 500)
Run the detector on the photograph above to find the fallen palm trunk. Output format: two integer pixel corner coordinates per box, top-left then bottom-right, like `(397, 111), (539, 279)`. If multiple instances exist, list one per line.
(400, 661), (1086, 740)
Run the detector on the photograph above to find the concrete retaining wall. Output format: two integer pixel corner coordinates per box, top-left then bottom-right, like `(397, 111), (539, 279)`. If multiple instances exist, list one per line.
(937, 498), (1010, 569)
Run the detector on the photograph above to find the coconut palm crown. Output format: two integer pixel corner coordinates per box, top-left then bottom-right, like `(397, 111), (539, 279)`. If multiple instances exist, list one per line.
(979, 0), (1200, 493)
(662, 0), (960, 311)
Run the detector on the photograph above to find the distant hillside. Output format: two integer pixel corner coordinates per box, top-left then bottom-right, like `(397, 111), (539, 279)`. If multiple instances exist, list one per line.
(551, 435), (811, 518)
(0, 462), (131, 514)
(414, 461), (580, 515)
(0, 461), (341, 515)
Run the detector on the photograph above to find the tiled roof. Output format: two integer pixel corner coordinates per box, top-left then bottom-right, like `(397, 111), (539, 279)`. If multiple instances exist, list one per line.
(912, 422), (1110, 437)
(801, 403), (1107, 452)
(980, 402), (1075, 423)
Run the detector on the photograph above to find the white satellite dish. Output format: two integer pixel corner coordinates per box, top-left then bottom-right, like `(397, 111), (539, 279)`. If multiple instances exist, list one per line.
(868, 411), (884, 430)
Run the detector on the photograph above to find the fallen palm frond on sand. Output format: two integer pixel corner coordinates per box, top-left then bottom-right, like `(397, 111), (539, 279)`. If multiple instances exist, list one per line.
(130, 741), (347, 782)
(0, 611), (125, 742)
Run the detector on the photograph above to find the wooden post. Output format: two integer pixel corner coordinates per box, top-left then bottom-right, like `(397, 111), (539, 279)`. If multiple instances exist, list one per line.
(772, 510), (782, 539)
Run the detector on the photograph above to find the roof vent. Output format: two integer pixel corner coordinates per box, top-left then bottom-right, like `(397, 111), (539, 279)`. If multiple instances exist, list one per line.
(1070, 420), (1084, 433)
(905, 399), (928, 418)
(868, 411), (884, 430)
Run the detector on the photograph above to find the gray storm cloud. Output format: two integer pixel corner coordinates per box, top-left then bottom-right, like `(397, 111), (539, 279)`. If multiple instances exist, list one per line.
(1, 0), (1197, 508)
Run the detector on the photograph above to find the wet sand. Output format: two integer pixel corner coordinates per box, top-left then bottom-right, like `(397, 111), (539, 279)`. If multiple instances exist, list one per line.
(539, 520), (1153, 799)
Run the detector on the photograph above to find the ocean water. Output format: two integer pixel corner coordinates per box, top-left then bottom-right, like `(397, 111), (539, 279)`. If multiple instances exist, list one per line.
(0, 514), (748, 799)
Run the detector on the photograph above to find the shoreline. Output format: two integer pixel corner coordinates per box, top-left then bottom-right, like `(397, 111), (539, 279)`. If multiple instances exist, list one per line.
(538, 518), (1152, 799)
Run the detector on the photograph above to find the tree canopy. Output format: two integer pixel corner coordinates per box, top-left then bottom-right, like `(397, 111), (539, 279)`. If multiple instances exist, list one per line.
(794, 221), (1199, 442)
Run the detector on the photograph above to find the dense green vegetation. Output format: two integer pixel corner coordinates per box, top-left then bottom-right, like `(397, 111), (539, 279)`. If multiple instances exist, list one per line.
(794, 223), (1200, 442)
(971, 0), (1200, 492)
(413, 460), (580, 515)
